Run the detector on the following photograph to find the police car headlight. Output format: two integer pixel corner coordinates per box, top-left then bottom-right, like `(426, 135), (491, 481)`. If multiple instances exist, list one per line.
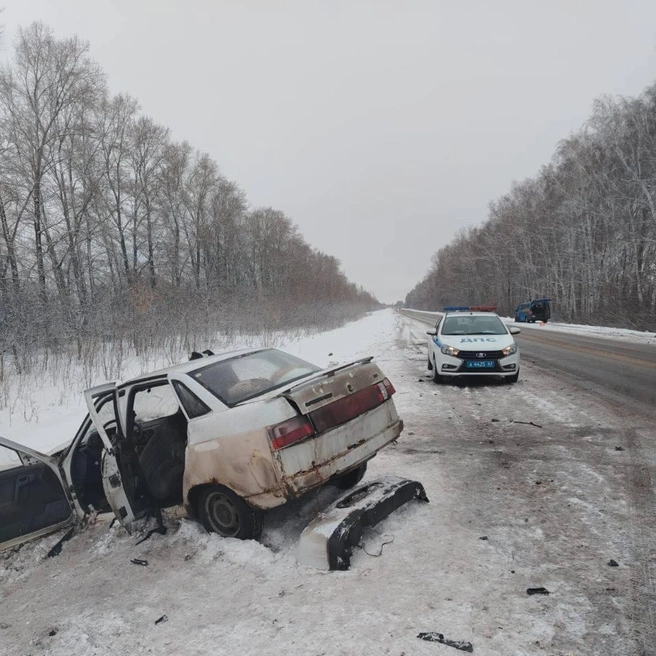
(441, 344), (460, 357)
(502, 344), (517, 357)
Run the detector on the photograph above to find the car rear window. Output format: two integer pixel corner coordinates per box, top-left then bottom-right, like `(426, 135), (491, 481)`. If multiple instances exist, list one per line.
(442, 315), (507, 335)
(190, 349), (320, 406)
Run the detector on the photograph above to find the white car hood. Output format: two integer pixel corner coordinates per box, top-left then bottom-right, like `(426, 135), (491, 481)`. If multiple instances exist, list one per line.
(440, 334), (515, 349)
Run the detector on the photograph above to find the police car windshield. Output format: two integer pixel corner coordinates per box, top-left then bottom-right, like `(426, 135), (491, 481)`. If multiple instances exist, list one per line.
(442, 315), (507, 336)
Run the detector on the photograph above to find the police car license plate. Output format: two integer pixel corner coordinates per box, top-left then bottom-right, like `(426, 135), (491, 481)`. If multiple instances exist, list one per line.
(466, 360), (495, 369)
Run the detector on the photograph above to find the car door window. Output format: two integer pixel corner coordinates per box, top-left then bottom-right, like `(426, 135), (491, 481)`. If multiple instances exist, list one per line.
(67, 398), (117, 514)
(0, 444), (21, 468)
(132, 384), (180, 423)
(172, 381), (210, 419)
(0, 444), (73, 547)
(128, 383), (187, 506)
(77, 398), (117, 447)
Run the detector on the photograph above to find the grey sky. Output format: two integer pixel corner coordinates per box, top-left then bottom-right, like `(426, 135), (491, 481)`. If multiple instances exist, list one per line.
(3, 1), (656, 303)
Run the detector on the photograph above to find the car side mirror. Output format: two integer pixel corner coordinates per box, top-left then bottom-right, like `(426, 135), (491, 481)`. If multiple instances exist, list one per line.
(509, 326), (521, 335)
(426, 330), (437, 336)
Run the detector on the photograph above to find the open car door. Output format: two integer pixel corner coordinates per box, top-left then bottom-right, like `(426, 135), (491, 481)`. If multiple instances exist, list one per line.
(0, 436), (77, 552)
(84, 384), (138, 532)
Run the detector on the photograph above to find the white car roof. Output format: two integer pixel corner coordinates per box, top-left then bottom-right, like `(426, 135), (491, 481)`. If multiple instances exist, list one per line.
(443, 311), (502, 318)
(117, 347), (267, 387)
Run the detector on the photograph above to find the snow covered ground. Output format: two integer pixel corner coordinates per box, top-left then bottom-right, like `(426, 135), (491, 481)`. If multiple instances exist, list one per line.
(2, 309), (655, 655)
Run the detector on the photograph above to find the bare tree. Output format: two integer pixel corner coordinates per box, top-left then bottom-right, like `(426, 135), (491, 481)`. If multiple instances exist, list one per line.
(0, 21), (380, 382)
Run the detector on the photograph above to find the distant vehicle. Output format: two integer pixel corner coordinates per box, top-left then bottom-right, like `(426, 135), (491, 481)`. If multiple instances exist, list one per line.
(426, 307), (521, 383)
(515, 298), (551, 323)
(0, 348), (403, 551)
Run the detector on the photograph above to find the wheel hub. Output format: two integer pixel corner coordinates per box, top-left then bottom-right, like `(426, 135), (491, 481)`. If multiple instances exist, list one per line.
(208, 493), (240, 536)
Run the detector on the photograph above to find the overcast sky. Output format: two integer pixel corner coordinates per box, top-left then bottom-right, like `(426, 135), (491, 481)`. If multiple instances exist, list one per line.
(3, 1), (656, 303)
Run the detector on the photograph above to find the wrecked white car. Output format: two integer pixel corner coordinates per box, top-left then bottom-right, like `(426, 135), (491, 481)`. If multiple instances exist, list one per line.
(0, 348), (403, 550)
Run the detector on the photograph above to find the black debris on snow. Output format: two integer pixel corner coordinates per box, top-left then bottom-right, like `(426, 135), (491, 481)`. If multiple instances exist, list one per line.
(46, 527), (75, 558)
(131, 558), (149, 566)
(418, 632), (474, 652)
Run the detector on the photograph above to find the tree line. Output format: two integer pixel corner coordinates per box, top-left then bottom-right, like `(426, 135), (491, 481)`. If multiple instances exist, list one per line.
(406, 81), (656, 330)
(0, 23), (379, 376)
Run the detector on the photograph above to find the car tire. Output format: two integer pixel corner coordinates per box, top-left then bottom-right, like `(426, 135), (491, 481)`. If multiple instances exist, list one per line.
(197, 485), (263, 540)
(427, 354), (433, 370)
(507, 369), (520, 383)
(332, 462), (367, 489)
(431, 357), (443, 384)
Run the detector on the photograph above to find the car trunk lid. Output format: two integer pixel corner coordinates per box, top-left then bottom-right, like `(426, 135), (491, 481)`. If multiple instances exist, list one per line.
(265, 359), (400, 491)
(281, 357), (382, 415)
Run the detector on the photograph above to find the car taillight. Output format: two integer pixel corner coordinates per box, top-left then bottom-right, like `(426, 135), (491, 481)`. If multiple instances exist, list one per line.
(374, 378), (396, 401)
(310, 379), (395, 434)
(268, 416), (315, 450)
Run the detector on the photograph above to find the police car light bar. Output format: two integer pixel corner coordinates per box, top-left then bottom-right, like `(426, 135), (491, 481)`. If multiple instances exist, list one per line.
(443, 305), (497, 312)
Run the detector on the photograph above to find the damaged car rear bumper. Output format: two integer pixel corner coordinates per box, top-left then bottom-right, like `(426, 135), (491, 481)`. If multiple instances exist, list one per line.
(297, 475), (428, 570)
(277, 418), (403, 500)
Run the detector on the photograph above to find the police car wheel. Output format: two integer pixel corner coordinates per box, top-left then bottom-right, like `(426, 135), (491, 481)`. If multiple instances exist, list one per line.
(431, 357), (443, 383)
(507, 370), (519, 383)
(427, 354), (433, 370)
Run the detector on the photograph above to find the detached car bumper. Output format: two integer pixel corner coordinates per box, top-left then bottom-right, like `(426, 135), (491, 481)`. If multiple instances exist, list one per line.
(298, 475), (428, 570)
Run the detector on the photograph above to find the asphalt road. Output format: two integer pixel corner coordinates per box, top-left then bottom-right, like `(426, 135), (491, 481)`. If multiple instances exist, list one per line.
(400, 309), (656, 410)
(515, 326), (656, 408)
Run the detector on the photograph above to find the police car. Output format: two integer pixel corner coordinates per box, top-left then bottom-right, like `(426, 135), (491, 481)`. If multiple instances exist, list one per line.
(426, 306), (521, 383)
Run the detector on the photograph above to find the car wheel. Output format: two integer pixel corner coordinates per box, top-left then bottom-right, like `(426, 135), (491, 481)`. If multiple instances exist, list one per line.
(507, 369), (520, 383)
(431, 357), (443, 384)
(197, 485), (263, 540)
(332, 462), (367, 489)
(427, 354), (433, 370)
